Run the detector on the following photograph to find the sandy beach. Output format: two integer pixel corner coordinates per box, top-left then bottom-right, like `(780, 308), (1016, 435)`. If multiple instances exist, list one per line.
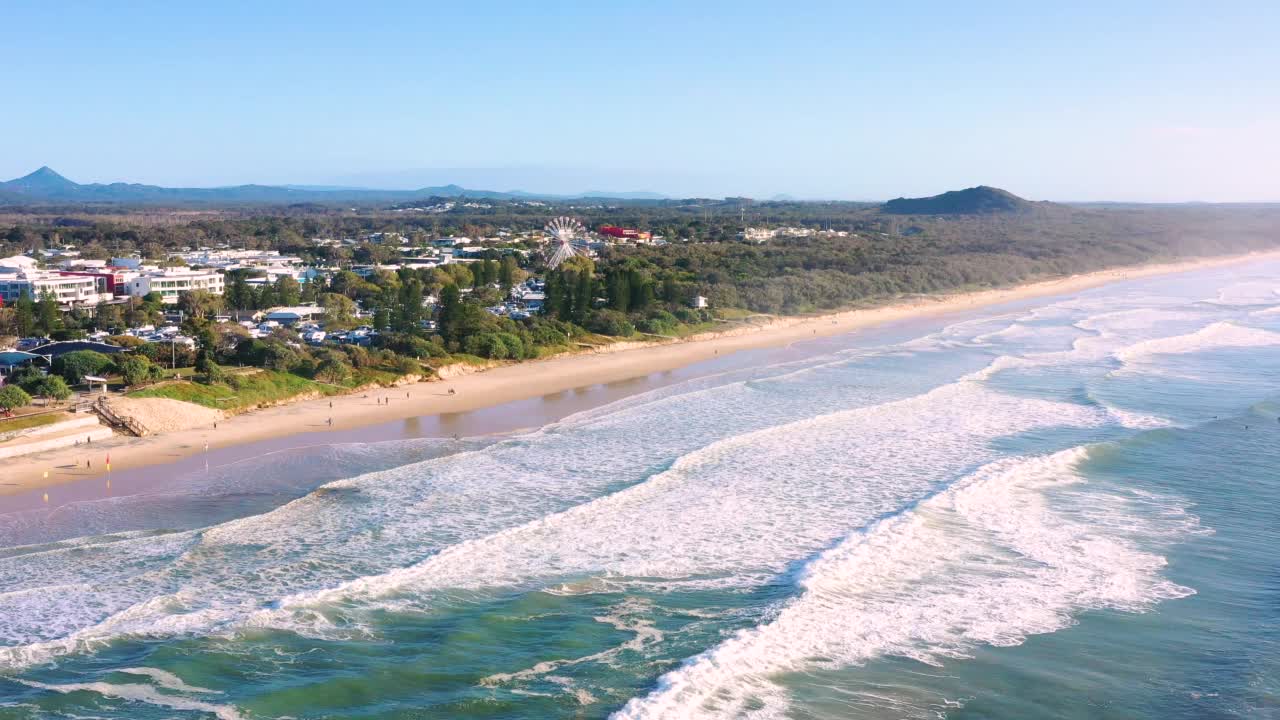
(4, 249), (1278, 496)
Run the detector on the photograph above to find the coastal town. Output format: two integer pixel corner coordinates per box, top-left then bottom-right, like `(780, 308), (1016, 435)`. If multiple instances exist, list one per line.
(0, 217), (723, 460)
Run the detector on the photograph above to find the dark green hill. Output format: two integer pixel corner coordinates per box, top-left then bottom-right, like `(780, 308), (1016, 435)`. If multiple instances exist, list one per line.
(882, 186), (1043, 215)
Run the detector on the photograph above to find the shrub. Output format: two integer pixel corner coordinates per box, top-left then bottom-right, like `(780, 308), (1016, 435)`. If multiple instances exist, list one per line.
(673, 308), (701, 323)
(116, 355), (154, 387)
(29, 375), (72, 402)
(463, 332), (511, 359)
(527, 321), (568, 347)
(261, 342), (302, 372)
(390, 355), (420, 375)
(11, 367), (45, 392)
(0, 385), (31, 411)
(636, 309), (679, 335)
(378, 332), (446, 359)
(234, 338), (269, 366)
(585, 309), (635, 337)
(108, 335), (147, 349)
(342, 345), (372, 368)
(201, 361), (228, 385)
(313, 357), (353, 384)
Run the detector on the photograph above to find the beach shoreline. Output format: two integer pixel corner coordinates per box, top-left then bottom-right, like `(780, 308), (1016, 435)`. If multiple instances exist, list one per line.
(4, 249), (1278, 496)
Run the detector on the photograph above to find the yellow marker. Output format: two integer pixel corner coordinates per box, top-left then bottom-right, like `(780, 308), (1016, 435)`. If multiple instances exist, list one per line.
(43, 470), (49, 479)
(43, 493), (49, 503)
(106, 463), (111, 472)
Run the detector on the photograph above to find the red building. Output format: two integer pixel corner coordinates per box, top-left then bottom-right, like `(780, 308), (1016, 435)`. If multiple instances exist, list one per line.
(598, 225), (652, 242)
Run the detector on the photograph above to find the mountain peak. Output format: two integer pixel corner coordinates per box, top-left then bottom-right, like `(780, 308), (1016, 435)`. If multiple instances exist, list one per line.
(4, 166), (80, 193)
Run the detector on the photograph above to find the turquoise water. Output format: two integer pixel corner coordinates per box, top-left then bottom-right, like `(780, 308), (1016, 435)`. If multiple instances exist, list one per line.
(2, 261), (1279, 719)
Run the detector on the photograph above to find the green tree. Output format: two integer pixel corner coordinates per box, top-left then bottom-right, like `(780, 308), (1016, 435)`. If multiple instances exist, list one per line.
(178, 290), (222, 321)
(436, 283), (463, 342)
(141, 292), (165, 314)
(36, 290), (61, 336)
(30, 375), (72, 403)
(116, 354), (154, 386)
(321, 293), (357, 329)
(224, 273), (254, 311)
(53, 350), (114, 384)
(392, 276), (425, 333)
(0, 385), (31, 411)
(14, 291), (36, 337)
(573, 270), (593, 324)
(95, 301), (124, 332)
(313, 356), (352, 384)
(499, 255), (518, 290)
(274, 276), (302, 306)
(607, 269), (631, 313)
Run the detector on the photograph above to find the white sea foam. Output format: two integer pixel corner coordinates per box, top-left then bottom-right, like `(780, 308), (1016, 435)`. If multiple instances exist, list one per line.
(1074, 308), (1205, 333)
(262, 370), (1110, 627)
(116, 666), (217, 694)
(1210, 280), (1280, 306)
(16, 679), (243, 720)
(1115, 321), (1280, 365)
(481, 597), (663, 691)
(613, 449), (1197, 719)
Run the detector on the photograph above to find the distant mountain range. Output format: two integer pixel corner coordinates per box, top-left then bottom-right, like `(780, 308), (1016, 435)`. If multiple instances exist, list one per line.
(882, 186), (1050, 215)
(0, 167), (670, 205)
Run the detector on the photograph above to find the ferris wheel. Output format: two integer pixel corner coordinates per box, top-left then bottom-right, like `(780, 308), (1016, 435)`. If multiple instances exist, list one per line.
(544, 216), (586, 268)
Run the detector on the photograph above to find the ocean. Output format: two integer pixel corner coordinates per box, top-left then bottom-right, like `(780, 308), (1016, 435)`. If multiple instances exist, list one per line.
(1, 259), (1278, 719)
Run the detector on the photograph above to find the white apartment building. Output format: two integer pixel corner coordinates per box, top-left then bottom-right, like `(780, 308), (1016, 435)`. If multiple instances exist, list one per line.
(125, 269), (225, 303)
(0, 269), (112, 307)
(175, 249), (303, 270)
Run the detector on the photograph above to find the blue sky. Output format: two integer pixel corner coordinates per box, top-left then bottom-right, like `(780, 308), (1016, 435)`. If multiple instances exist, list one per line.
(3, 1), (1277, 201)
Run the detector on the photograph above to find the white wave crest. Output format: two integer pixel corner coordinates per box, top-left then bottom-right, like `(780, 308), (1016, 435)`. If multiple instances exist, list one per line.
(1115, 321), (1280, 365)
(612, 448), (1197, 719)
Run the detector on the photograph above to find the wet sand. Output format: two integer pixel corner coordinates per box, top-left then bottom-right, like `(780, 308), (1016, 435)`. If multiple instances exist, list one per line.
(3, 248), (1277, 505)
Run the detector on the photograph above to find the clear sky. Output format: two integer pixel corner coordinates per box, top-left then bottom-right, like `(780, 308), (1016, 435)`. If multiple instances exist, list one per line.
(3, 1), (1277, 201)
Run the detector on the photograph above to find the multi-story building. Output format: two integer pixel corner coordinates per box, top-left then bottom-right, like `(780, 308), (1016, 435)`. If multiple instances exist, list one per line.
(0, 269), (113, 307)
(125, 269), (225, 303)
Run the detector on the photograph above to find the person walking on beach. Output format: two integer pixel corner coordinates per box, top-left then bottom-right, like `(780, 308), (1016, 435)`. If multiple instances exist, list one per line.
(327, 417), (333, 427)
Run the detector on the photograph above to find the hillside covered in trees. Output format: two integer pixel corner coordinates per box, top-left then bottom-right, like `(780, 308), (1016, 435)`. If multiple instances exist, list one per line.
(882, 186), (1046, 215)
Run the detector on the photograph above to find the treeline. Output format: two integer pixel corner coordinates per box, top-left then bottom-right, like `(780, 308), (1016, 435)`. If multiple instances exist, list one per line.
(599, 207), (1280, 314)
(541, 256), (711, 337)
